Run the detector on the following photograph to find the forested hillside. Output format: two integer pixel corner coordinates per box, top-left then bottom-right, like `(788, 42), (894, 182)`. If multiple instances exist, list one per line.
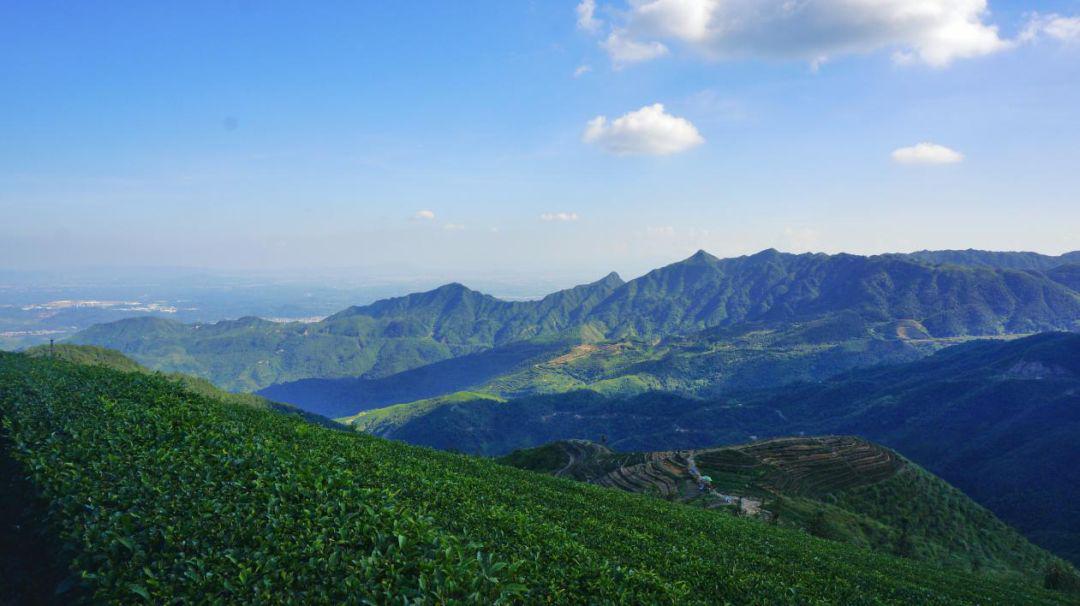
(898, 249), (1080, 271)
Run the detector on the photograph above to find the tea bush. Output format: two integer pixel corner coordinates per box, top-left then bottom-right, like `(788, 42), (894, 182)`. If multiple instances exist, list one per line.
(0, 353), (1071, 604)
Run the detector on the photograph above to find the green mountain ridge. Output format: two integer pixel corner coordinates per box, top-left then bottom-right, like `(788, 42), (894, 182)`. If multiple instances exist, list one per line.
(70, 272), (627, 392)
(898, 249), (1080, 271)
(1, 353), (1075, 604)
(70, 249), (1080, 395)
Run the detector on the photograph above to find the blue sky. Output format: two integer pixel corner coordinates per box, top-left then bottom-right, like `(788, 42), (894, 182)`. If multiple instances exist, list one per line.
(2, 1), (1079, 280)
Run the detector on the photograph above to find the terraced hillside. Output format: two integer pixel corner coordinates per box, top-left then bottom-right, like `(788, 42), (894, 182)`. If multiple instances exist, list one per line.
(501, 437), (1070, 583)
(729, 436), (902, 497)
(2, 353), (1077, 604)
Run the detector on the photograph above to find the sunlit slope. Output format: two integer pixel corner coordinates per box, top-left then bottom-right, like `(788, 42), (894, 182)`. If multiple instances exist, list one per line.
(1, 354), (1073, 604)
(22, 343), (342, 430)
(277, 318), (940, 418)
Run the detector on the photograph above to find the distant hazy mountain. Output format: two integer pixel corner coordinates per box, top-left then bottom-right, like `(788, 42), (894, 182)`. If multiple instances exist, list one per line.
(899, 249), (1080, 271)
(72, 249), (1080, 392)
(1048, 264), (1080, 292)
(580, 248), (1080, 337)
(72, 273), (626, 392)
(353, 333), (1080, 564)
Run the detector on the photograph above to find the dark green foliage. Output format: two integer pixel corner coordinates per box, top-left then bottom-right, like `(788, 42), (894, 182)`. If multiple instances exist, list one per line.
(1, 431), (84, 604)
(496, 441), (573, 473)
(25, 342), (144, 372)
(1, 354), (1072, 604)
(1045, 562), (1080, 593)
(26, 343), (342, 430)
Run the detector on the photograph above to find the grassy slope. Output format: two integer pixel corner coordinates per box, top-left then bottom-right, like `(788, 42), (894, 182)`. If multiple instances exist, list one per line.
(24, 343), (343, 430)
(1, 353), (1073, 604)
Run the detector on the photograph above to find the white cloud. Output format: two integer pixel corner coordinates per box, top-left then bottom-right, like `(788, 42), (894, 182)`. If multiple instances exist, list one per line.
(602, 30), (669, 66)
(891, 143), (964, 165)
(573, 64), (593, 78)
(540, 212), (580, 222)
(597, 0), (1011, 68)
(576, 0), (601, 32)
(411, 209), (435, 220)
(443, 223), (465, 231)
(1021, 13), (1080, 44)
(583, 103), (704, 156)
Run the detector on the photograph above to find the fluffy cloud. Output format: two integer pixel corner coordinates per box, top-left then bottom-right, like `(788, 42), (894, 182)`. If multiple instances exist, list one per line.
(583, 103), (704, 155)
(573, 64), (593, 78)
(411, 210), (435, 220)
(576, 0), (601, 32)
(590, 0), (1011, 68)
(540, 212), (580, 222)
(891, 143), (964, 165)
(602, 30), (669, 66)
(1021, 13), (1080, 43)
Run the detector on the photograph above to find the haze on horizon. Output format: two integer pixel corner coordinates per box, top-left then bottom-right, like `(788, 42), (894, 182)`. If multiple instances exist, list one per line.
(2, 1), (1079, 279)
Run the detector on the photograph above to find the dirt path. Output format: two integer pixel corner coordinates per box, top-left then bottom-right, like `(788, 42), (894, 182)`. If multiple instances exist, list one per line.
(555, 443), (582, 477)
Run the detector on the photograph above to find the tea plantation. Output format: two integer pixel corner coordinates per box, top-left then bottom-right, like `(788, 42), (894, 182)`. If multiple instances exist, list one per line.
(1, 352), (1074, 604)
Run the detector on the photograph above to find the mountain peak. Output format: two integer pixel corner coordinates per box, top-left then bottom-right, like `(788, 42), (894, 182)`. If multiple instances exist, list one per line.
(433, 282), (471, 293)
(685, 249), (719, 263)
(599, 271), (623, 285)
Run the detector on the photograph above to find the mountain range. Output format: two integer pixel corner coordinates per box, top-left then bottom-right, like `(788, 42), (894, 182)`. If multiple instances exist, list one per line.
(72, 248), (1080, 398)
